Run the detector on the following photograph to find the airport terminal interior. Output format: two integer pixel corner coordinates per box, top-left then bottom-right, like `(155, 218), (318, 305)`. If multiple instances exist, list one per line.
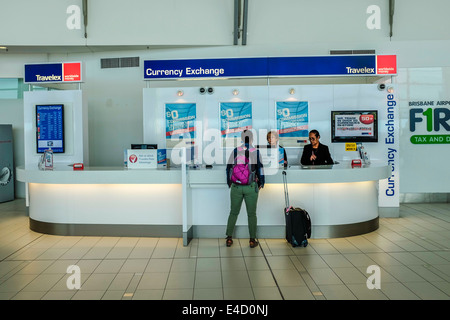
(1, 0), (450, 302)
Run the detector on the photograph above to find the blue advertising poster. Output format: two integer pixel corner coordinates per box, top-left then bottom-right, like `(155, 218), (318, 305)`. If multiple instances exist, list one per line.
(276, 101), (309, 145)
(165, 103), (196, 146)
(220, 102), (252, 138)
(36, 104), (64, 153)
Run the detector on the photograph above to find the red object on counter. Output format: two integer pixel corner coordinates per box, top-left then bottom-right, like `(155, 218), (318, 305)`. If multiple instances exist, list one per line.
(73, 163), (84, 170)
(351, 159), (362, 167)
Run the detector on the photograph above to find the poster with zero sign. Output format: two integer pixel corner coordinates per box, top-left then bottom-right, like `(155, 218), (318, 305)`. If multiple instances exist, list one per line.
(165, 103), (196, 148)
(220, 102), (252, 147)
(276, 101), (309, 147)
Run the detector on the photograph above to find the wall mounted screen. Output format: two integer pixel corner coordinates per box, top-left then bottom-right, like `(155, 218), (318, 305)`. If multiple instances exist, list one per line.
(36, 104), (65, 153)
(331, 110), (378, 143)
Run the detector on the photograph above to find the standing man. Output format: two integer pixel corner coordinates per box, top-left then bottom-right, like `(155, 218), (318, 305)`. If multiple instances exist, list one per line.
(225, 130), (264, 248)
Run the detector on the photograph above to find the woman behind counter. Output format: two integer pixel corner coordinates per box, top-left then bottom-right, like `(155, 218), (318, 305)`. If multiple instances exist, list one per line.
(300, 129), (334, 166)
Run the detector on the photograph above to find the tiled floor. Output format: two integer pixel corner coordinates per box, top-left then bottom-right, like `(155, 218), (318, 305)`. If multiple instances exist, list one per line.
(0, 199), (449, 300)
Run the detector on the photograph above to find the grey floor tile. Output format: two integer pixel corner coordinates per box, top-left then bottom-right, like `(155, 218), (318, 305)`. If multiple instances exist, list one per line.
(42, 259), (80, 274)
(145, 258), (172, 273)
(332, 267), (368, 284)
(343, 253), (377, 268)
(194, 271), (222, 289)
(307, 268), (343, 286)
(71, 290), (106, 300)
(101, 290), (126, 300)
(223, 286), (254, 300)
(11, 291), (47, 300)
(220, 257), (247, 271)
(296, 254), (329, 269)
(402, 282), (449, 300)
(41, 290), (77, 300)
(21, 273), (65, 292)
(279, 286), (315, 300)
(108, 273), (134, 291)
(16, 260), (53, 275)
(136, 272), (169, 290)
(163, 288), (193, 300)
(166, 271), (195, 289)
(431, 281), (450, 296)
(383, 265), (427, 282)
(248, 270), (277, 288)
(253, 287), (283, 300)
(321, 254), (353, 268)
(221, 270), (251, 288)
(196, 257), (221, 272)
(94, 259), (125, 273)
(272, 269), (306, 287)
(346, 283), (389, 300)
(81, 273), (116, 291)
(193, 288), (223, 300)
(119, 259), (149, 273)
(318, 284), (357, 300)
(0, 274), (37, 292)
(379, 282), (420, 300)
(170, 258), (197, 272)
(244, 256), (269, 271)
(266, 255), (296, 270)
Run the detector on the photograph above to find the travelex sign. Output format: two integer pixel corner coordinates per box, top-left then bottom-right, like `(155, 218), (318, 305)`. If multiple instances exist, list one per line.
(144, 55), (396, 79)
(24, 62), (82, 84)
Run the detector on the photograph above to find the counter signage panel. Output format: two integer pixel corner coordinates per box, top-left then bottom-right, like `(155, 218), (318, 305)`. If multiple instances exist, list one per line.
(24, 62), (82, 83)
(36, 104), (65, 153)
(143, 55), (396, 80)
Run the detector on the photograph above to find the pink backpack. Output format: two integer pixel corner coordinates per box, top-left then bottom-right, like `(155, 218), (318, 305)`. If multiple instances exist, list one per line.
(230, 146), (256, 185)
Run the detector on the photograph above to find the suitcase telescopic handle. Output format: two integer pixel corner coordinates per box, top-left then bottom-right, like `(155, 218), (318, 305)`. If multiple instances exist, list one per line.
(282, 170), (289, 209)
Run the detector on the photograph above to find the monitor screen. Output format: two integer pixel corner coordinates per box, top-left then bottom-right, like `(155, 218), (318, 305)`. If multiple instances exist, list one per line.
(131, 144), (158, 149)
(331, 110), (378, 143)
(36, 104), (65, 153)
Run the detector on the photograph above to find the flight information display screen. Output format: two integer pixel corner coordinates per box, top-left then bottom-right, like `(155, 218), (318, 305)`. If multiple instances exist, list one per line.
(36, 104), (65, 153)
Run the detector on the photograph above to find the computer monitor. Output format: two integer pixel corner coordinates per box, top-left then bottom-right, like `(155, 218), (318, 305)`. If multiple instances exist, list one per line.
(331, 110), (378, 143)
(36, 104), (65, 153)
(131, 144), (158, 149)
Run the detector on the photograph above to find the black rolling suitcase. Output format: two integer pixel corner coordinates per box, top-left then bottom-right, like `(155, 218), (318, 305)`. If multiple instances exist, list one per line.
(282, 171), (311, 247)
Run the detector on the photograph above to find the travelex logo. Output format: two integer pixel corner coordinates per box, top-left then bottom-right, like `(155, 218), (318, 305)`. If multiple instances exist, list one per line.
(346, 67), (374, 74)
(24, 62), (82, 83)
(35, 74), (62, 81)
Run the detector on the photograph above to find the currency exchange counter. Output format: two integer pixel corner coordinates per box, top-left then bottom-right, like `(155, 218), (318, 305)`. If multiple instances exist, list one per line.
(16, 161), (391, 240)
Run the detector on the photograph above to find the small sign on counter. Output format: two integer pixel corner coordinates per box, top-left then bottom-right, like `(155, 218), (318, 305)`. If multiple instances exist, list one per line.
(127, 149), (157, 169)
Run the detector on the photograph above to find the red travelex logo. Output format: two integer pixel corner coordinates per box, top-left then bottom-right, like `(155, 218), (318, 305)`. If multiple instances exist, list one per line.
(63, 62), (82, 81)
(376, 55), (397, 75)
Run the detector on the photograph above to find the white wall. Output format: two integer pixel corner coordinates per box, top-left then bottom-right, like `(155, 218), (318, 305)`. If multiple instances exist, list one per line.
(2, 0), (450, 46)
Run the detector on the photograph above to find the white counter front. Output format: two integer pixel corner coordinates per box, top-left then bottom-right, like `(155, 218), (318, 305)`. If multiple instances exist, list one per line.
(16, 162), (391, 241)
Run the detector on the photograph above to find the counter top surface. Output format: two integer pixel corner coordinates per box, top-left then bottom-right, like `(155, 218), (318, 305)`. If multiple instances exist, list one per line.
(17, 161), (391, 184)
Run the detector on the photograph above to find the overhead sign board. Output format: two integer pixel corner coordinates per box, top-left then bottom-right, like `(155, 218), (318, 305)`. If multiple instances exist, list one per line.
(24, 62), (83, 84)
(143, 55), (396, 80)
